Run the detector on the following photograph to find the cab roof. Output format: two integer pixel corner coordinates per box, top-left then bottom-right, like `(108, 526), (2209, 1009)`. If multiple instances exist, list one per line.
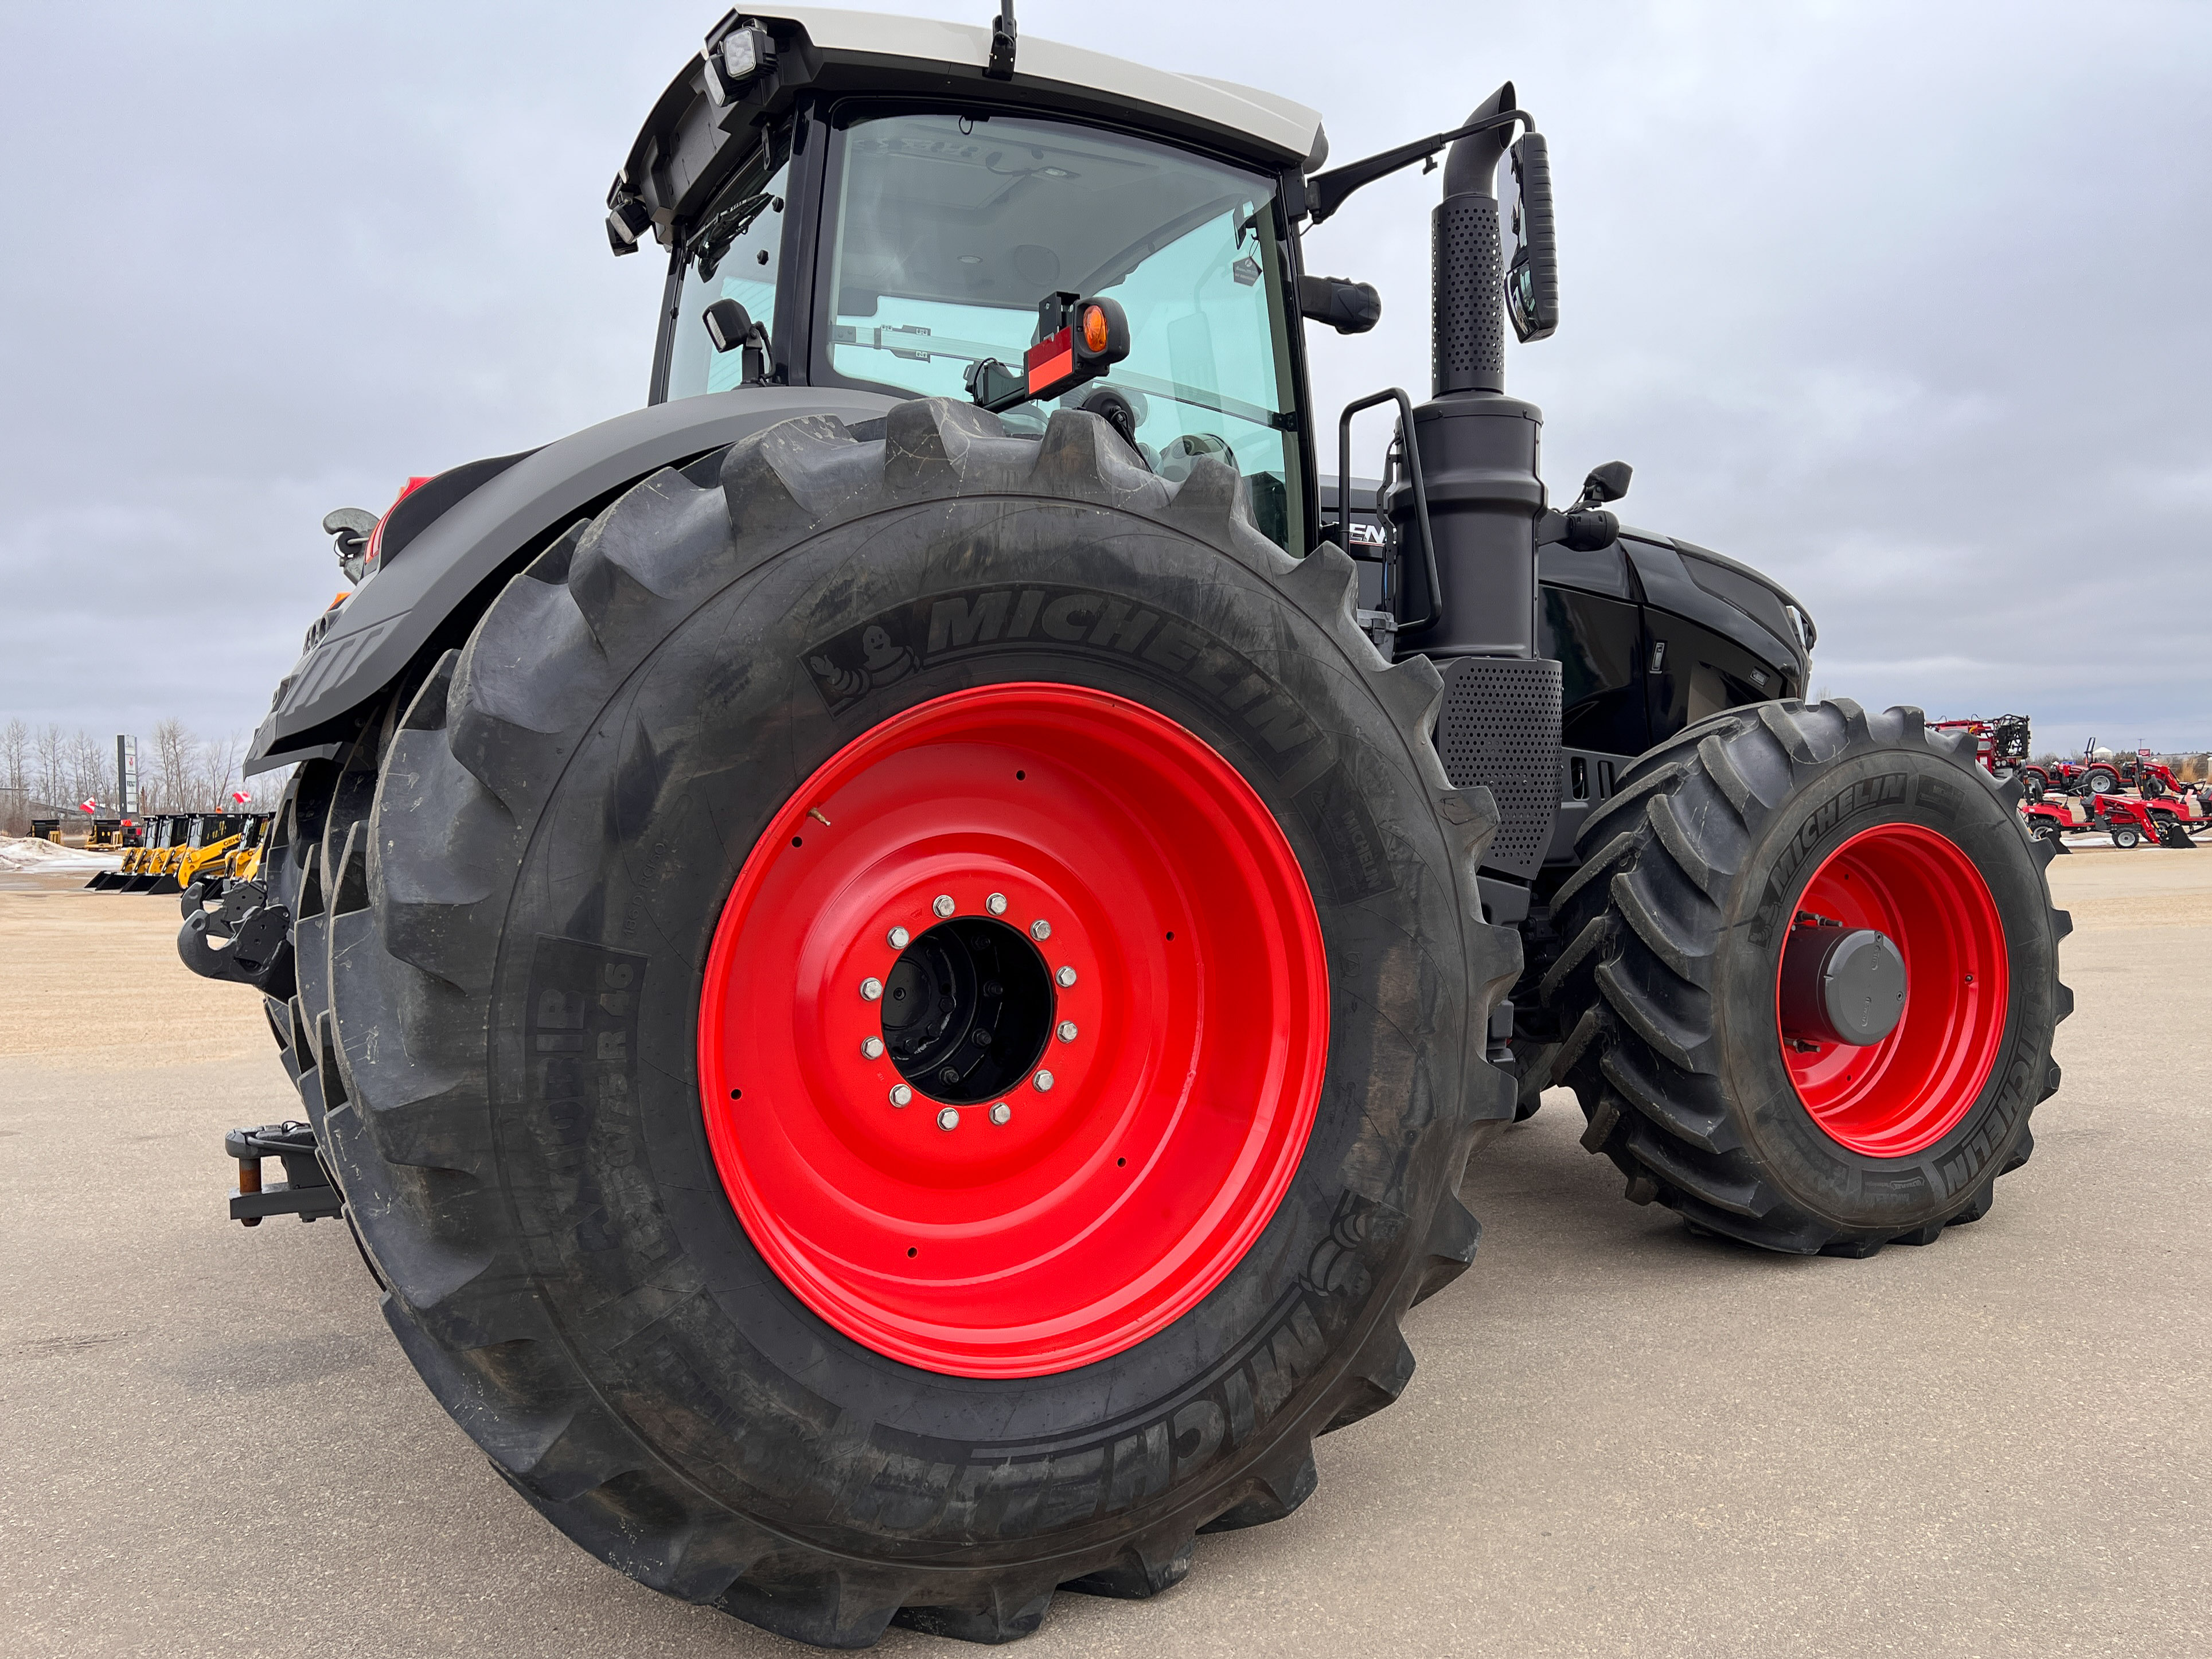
(613, 7), (1327, 249)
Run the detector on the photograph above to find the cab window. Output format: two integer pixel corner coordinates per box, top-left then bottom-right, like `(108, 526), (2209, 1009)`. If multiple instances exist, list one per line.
(667, 130), (793, 402)
(820, 109), (1303, 551)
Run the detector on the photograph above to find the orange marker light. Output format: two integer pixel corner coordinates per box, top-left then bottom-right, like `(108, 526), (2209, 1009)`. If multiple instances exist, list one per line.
(1082, 304), (1110, 354)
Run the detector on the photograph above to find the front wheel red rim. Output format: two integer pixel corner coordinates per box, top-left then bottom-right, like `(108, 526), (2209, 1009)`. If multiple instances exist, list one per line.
(697, 685), (1330, 1379)
(1775, 823), (2009, 1157)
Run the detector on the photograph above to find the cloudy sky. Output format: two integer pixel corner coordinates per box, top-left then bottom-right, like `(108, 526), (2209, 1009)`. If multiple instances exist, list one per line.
(2, 1), (2207, 762)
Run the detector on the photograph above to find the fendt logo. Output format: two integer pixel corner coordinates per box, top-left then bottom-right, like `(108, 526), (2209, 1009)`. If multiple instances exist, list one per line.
(802, 584), (1335, 786)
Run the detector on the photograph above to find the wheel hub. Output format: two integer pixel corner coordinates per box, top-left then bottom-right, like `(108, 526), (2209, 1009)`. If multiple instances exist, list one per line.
(696, 684), (1330, 1377)
(1779, 924), (1906, 1047)
(880, 915), (1055, 1105)
(1773, 822), (2008, 1157)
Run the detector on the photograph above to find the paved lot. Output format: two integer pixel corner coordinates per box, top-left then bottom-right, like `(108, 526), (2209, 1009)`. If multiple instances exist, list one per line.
(3, 848), (2207, 1658)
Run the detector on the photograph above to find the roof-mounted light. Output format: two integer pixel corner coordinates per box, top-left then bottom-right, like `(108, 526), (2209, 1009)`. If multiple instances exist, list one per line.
(702, 14), (775, 107)
(606, 192), (652, 255)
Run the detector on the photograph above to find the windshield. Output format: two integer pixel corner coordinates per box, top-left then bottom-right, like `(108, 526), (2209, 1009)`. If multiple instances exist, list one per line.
(822, 110), (1303, 551)
(668, 130), (792, 402)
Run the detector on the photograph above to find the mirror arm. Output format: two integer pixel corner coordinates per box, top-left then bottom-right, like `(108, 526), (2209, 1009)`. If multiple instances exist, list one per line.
(1307, 110), (1535, 225)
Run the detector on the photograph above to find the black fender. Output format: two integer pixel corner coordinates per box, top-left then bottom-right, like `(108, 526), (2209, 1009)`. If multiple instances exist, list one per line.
(245, 386), (901, 771)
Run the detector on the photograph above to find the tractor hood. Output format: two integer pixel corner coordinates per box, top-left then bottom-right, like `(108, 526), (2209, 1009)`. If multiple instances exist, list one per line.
(608, 7), (1327, 256)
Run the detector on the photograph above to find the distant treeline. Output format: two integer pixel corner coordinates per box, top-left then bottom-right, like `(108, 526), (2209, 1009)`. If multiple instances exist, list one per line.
(0, 718), (286, 836)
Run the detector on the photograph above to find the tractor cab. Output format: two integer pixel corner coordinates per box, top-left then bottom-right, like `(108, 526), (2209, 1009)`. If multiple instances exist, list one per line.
(634, 19), (1321, 555)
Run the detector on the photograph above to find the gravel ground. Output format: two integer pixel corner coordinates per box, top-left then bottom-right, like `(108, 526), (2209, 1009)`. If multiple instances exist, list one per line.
(2, 846), (2206, 1658)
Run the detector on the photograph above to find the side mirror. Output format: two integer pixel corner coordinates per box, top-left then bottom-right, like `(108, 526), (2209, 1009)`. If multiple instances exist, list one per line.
(1298, 274), (1382, 335)
(1503, 132), (1558, 343)
(702, 297), (768, 382)
(1538, 460), (1629, 552)
(1578, 460), (1632, 506)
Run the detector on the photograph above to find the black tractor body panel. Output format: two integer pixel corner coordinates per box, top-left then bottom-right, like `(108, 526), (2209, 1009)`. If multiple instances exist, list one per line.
(246, 387), (900, 771)
(1322, 477), (1815, 874)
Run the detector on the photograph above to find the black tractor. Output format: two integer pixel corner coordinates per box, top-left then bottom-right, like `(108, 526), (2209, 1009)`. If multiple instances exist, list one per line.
(186, 7), (2069, 1647)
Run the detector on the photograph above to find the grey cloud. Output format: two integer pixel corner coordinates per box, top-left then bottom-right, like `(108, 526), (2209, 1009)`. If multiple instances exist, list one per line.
(3, 1), (2205, 760)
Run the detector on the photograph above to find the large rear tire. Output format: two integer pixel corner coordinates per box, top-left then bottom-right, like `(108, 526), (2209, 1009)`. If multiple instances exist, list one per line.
(270, 401), (1516, 1646)
(1540, 701), (2070, 1256)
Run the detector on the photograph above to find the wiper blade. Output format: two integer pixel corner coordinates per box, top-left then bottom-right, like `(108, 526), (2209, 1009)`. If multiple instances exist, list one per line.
(689, 191), (774, 281)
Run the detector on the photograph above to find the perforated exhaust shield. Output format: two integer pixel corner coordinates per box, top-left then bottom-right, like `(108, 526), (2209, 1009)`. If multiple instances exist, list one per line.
(1437, 656), (1563, 879)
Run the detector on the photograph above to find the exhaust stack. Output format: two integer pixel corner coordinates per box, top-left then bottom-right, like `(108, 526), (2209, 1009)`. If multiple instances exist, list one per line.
(1432, 84), (1513, 397)
(1392, 82), (1546, 659)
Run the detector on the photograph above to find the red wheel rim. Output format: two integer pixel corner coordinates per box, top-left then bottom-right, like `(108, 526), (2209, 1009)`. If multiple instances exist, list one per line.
(1774, 823), (2008, 1157)
(697, 685), (1329, 1378)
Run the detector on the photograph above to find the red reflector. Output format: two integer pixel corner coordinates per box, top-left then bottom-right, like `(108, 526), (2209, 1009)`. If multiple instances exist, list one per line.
(1027, 349), (1073, 395)
(365, 474), (435, 572)
(1024, 327), (1074, 396)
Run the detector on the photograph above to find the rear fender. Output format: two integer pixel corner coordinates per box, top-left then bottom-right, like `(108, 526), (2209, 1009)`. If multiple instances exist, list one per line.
(247, 387), (900, 771)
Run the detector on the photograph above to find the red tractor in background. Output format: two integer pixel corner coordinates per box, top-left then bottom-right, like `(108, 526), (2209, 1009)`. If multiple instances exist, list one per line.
(2042, 742), (2203, 802)
(2093, 788), (2203, 849)
(1938, 715), (2199, 848)
(1931, 715), (2035, 794)
(2019, 793), (2088, 852)
(2024, 754), (2090, 799)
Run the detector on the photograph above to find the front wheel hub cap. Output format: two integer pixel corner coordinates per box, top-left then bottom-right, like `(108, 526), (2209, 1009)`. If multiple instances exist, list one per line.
(1773, 823), (2008, 1157)
(1779, 926), (1906, 1047)
(697, 685), (1329, 1377)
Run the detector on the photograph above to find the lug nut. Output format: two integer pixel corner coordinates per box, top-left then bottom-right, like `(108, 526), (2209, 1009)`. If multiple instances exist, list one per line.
(933, 893), (956, 918)
(937, 1107), (961, 1131)
(1056, 966), (1077, 987)
(861, 1036), (885, 1060)
(890, 1084), (912, 1107)
(860, 977), (883, 1001)
(990, 1103), (1011, 1125)
(1033, 1069), (1054, 1092)
(1031, 918), (1052, 941)
(986, 892), (1008, 915)
(1057, 1021), (1078, 1043)
(887, 926), (910, 950)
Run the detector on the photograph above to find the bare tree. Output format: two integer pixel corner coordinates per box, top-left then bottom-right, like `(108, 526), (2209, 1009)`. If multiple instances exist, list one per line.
(197, 731), (244, 808)
(0, 719), (28, 835)
(1, 719), (25, 795)
(147, 719), (194, 812)
(35, 723), (67, 808)
(68, 728), (108, 811)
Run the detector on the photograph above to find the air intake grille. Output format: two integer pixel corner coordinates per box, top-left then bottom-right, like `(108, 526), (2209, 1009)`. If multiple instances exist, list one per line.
(1438, 656), (1563, 880)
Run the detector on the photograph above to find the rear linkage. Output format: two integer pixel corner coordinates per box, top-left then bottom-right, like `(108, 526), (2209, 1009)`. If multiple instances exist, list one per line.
(182, 877), (310, 1229)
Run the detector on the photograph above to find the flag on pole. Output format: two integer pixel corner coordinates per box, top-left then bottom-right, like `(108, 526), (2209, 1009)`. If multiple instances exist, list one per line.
(79, 799), (97, 814)
(231, 791), (251, 805)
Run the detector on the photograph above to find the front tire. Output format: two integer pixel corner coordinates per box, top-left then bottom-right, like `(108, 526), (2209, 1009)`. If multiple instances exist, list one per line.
(1541, 701), (2070, 1255)
(279, 401), (1517, 1647)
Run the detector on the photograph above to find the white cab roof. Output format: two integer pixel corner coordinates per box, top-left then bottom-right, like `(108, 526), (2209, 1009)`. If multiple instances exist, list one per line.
(766, 7), (1327, 167)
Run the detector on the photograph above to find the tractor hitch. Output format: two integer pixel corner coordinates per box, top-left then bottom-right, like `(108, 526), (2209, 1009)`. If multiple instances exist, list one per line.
(178, 881), (295, 998)
(225, 1122), (342, 1226)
